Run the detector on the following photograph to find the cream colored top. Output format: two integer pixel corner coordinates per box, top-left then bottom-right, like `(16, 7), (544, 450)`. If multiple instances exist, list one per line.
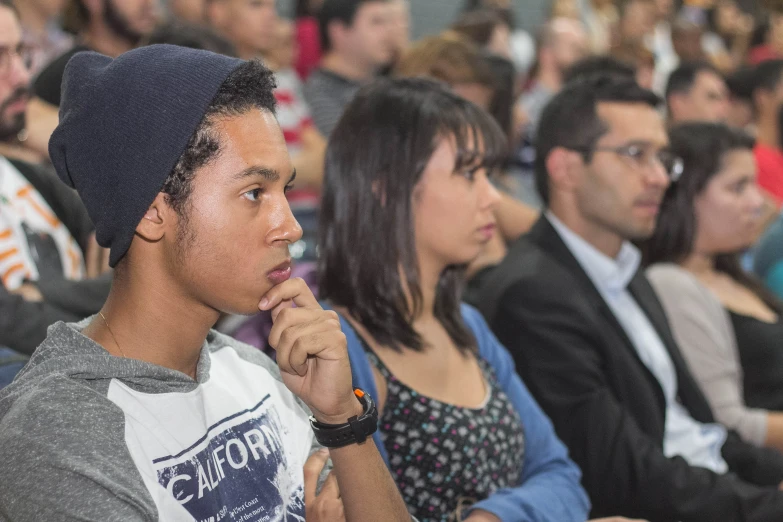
(647, 263), (768, 447)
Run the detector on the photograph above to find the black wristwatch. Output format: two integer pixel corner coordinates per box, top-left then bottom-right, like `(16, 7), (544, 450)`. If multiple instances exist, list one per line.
(310, 388), (378, 448)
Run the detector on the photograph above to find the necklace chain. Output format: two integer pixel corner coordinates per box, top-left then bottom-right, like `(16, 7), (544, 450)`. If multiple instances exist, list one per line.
(99, 311), (127, 358)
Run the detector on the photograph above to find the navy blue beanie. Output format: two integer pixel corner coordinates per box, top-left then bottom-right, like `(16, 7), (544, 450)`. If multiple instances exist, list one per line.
(49, 44), (244, 267)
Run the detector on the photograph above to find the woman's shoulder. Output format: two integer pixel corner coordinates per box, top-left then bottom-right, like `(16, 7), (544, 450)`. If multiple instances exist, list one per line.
(647, 263), (714, 302)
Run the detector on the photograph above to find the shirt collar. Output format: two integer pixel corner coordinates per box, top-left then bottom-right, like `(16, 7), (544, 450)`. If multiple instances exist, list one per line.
(546, 211), (641, 293)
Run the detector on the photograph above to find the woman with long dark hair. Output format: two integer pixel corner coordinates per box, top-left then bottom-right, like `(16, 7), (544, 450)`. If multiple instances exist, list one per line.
(318, 77), (590, 521)
(645, 122), (783, 452)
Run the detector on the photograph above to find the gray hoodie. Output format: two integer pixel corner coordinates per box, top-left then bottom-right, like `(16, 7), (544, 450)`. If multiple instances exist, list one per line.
(0, 321), (321, 522)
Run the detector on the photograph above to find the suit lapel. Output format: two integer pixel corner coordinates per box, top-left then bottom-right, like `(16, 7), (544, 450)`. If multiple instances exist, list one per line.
(628, 275), (715, 423)
(530, 217), (668, 410)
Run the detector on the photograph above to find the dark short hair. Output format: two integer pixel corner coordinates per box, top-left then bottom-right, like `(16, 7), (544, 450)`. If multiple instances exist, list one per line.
(564, 55), (637, 85)
(145, 22), (238, 56)
(752, 59), (783, 107)
(535, 75), (661, 206)
(318, 0), (387, 51)
(461, 0), (515, 28)
(726, 66), (756, 102)
(665, 61), (723, 100)
(643, 123), (781, 311)
(161, 60), (277, 221)
(318, 77), (506, 353)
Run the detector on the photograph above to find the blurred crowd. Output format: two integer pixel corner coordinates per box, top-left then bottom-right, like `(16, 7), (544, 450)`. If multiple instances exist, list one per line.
(6, 0), (783, 521)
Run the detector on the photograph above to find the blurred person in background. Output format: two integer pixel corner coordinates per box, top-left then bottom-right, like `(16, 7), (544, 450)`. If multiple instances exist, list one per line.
(207, 0), (277, 60)
(610, 41), (656, 89)
(665, 61), (729, 124)
(295, 0), (323, 80)
(25, 0), (160, 160)
(748, 0), (783, 65)
(703, 0), (754, 73)
(615, 0), (656, 51)
(752, 59), (783, 206)
(725, 66), (757, 130)
(520, 17), (588, 144)
(653, 16), (707, 94)
(581, 0), (618, 54)
(168, 0), (206, 24)
(462, 0), (536, 80)
(385, 0), (409, 70)
(646, 123), (783, 453)
(209, 0), (326, 192)
(451, 9), (511, 60)
(303, 0), (394, 137)
(395, 32), (496, 111)
(0, 0), (110, 359)
(13, 0), (72, 75)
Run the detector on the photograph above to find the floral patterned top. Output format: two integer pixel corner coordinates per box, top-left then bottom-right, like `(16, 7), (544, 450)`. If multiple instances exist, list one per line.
(360, 340), (526, 521)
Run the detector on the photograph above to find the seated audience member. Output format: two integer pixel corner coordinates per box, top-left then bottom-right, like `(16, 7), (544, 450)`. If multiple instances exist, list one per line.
(385, 0), (409, 70)
(646, 123), (783, 452)
(168, 0), (206, 24)
(208, 0), (327, 191)
(0, 44), (410, 521)
(451, 9), (512, 59)
(318, 76), (591, 522)
(295, 0), (324, 80)
(466, 75), (783, 521)
(0, 1), (110, 356)
(26, 0), (160, 159)
(702, 0), (754, 73)
(755, 211), (783, 300)
(610, 40), (656, 91)
(520, 17), (588, 144)
(13, 0), (72, 75)
(665, 62), (729, 124)
(461, 0), (536, 77)
(304, 0), (394, 137)
(752, 60), (783, 207)
(725, 66), (757, 131)
(395, 33), (496, 112)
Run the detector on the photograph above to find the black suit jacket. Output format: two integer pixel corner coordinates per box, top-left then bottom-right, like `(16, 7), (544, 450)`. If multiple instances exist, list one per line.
(466, 216), (783, 522)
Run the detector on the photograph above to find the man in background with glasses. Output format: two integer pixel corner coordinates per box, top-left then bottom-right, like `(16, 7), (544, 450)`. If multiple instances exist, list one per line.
(0, 0), (110, 365)
(466, 74), (783, 521)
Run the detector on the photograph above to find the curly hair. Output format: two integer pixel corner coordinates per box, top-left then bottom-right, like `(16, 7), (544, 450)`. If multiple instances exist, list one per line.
(160, 59), (277, 221)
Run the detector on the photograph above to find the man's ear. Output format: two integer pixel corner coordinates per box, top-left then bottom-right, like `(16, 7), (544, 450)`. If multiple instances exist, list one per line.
(135, 192), (173, 242)
(546, 147), (583, 196)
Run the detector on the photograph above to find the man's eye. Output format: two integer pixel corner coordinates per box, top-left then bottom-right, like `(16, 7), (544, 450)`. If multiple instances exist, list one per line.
(243, 189), (262, 201)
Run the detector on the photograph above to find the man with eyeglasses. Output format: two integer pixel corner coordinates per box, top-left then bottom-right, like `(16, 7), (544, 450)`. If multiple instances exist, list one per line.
(0, 0), (110, 365)
(466, 74), (783, 521)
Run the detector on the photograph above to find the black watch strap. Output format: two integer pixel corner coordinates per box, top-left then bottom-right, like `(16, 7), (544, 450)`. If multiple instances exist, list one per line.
(310, 388), (379, 448)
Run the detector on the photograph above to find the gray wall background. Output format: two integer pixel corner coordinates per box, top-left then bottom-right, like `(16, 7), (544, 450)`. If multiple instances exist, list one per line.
(276, 0), (550, 36)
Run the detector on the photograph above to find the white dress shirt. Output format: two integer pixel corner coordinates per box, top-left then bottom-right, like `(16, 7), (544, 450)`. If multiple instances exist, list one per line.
(547, 212), (729, 473)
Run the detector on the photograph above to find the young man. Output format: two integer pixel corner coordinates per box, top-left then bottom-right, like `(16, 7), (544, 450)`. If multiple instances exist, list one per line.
(0, 44), (410, 521)
(466, 75), (783, 521)
(0, 0), (110, 357)
(665, 61), (730, 124)
(25, 0), (160, 158)
(303, 0), (394, 137)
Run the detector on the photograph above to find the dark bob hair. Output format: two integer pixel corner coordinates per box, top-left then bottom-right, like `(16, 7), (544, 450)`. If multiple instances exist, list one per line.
(318, 77), (506, 353)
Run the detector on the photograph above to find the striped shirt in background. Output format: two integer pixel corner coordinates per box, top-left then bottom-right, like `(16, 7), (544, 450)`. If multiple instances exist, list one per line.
(0, 157), (84, 290)
(302, 68), (362, 137)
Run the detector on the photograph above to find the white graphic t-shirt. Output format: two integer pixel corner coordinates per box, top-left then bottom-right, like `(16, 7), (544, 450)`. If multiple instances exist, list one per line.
(108, 347), (314, 522)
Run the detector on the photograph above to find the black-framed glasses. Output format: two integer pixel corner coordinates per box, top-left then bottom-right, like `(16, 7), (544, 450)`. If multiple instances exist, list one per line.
(570, 143), (684, 182)
(0, 44), (33, 76)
